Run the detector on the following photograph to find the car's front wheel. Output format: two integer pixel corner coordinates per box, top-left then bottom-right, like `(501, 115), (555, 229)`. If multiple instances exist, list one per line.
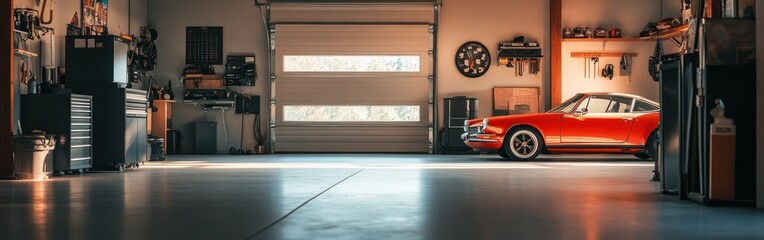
(498, 149), (510, 158)
(503, 128), (544, 161)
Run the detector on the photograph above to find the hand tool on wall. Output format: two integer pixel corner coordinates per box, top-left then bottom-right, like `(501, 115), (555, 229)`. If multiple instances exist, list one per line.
(518, 59), (524, 77)
(620, 55), (631, 76)
(514, 59), (519, 77)
(20, 61), (29, 85)
(602, 64), (615, 80)
(592, 58), (599, 79)
(40, 0), (53, 25)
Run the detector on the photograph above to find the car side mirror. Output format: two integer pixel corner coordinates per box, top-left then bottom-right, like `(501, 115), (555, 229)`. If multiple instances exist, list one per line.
(574, 108), (588, 116)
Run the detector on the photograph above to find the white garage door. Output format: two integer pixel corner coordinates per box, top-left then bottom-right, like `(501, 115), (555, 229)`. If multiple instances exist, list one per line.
(268, 3), (436, 153)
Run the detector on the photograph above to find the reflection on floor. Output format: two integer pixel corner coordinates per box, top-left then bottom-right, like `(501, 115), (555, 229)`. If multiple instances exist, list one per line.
(1, 154), (762, 240)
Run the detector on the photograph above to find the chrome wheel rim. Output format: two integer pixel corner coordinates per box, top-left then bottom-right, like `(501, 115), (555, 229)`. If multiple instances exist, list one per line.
(510, 130), (538, 159)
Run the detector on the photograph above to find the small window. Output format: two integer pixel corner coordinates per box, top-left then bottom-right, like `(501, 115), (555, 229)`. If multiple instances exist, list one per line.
(634, 100), (659, 112)
(284, 105), (420, 122)
(283, 55), (421, 72)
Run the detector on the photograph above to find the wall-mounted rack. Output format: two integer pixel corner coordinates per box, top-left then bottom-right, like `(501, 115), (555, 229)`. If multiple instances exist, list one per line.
(638, 24), (689, 40)
(571, 52), (638, 58)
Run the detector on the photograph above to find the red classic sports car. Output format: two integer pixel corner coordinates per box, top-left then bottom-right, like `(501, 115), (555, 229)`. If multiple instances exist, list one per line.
(463, 93), (660, 161)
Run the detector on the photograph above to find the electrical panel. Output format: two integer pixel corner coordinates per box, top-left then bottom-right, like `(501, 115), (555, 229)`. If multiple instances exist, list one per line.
(225, 55), (256, 86)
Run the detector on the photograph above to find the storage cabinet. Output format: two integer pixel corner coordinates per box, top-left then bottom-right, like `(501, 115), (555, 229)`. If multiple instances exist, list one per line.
(76, 88), (148, 170)
(20, 94), (94, 173)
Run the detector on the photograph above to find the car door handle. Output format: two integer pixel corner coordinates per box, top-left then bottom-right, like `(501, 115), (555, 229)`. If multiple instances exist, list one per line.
(621, 117), (633, 121)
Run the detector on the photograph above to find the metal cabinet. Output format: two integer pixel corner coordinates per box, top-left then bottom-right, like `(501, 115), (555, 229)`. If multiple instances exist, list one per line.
(21, 94), (94, 173)
(76, 88), (148, 170)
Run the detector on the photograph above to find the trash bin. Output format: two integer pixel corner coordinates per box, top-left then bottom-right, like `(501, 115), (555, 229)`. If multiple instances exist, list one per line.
(13, 132), (56, 180)
(149, 137), (166, 161)
(166, 130), (182, 154)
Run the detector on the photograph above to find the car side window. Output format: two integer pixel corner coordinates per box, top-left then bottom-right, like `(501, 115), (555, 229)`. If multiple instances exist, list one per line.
(608, 97), (633, 113)
(584, 96), (612, 113)
(634, 100), (659, 112)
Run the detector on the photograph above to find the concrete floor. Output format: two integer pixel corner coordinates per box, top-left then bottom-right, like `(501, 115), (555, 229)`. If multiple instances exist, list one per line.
(1, 154), (763, 240)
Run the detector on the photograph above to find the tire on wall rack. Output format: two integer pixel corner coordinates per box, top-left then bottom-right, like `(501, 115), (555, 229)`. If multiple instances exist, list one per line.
(502, 127), (544, 161)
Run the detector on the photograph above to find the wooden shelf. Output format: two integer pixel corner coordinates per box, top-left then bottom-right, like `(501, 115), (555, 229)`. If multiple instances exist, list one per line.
(14, 49), (38, 58)
(563, 37), (645, 43)
(571, 52), (638, 58)
(638, 24), (689, 40)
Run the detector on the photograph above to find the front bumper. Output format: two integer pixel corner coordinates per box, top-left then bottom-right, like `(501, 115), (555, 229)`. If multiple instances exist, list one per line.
(461, 133), (503, 151)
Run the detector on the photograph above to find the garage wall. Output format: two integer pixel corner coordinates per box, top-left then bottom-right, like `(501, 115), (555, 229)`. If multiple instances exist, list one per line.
(13, 0), (147, 134)
(757, 0), (763, 209)
(148, 0), (268, 154)
(438, 0), (550, 122)
(561, 0), (681, 102)
(150, 0), (549, 153)
(149, 0), (681, 153)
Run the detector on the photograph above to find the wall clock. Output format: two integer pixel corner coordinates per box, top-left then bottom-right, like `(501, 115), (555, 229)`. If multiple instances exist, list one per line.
(455, 41), (491, 78)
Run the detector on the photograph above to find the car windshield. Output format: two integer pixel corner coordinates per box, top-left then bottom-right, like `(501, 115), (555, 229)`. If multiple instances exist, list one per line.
(548, 94), (584, 113)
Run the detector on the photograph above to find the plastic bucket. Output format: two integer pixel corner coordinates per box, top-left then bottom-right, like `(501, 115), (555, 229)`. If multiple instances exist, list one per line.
(13, 133), (56, 180)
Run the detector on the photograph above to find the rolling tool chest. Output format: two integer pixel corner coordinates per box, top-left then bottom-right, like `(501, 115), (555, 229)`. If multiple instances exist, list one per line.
(75, 89), (149, 171)
(20, 94), (94, 174)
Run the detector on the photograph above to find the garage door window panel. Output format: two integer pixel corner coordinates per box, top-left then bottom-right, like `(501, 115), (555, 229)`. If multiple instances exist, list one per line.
(283, 55), (421, 73)
(284, 105), (420, 122)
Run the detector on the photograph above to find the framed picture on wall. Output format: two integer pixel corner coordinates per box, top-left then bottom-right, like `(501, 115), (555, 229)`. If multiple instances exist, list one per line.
(492, 87), (540, 116)
(82, 0), (108, 35)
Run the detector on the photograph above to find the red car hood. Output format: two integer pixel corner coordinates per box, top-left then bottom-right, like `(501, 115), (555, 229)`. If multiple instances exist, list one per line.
(469, 112), (563, 126)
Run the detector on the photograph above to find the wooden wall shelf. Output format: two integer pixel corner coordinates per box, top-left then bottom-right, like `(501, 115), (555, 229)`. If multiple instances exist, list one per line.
(571, 52), (638, 58)
(563, 37), (645, 43)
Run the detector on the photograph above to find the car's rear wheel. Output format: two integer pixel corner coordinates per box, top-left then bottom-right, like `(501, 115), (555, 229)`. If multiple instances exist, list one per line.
(645, 130), (659, 161)
(503, 128), (544, 161)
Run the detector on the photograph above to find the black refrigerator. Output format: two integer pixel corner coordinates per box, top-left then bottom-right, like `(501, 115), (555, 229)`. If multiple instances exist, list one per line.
(662, 19), (757, 205)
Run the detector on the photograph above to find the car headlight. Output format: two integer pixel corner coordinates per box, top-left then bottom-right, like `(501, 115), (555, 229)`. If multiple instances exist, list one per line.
(481, 118), (489, 132)
(464, 120), (469, 132)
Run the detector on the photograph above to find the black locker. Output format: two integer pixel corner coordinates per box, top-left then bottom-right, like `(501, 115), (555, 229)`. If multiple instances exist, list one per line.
(442, 96), (478, 152)
(659, 54), (682, 194)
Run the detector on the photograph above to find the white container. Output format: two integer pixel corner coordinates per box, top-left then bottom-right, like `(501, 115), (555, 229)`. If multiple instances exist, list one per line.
(13, 134), (56, 180)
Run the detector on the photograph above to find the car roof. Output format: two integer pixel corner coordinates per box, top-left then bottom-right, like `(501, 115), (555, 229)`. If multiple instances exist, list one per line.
(584, 92), (659, 106)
